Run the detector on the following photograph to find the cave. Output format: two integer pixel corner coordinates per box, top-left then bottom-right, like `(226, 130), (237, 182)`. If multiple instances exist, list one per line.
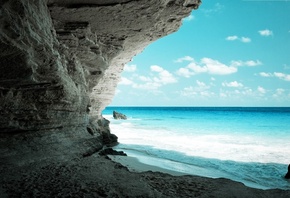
(1, 0), (290, 197)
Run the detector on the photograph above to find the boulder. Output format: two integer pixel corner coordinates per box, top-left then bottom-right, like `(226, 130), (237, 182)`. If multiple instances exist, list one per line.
(113, 111), (127, 120)
(99, 148), (127, 156)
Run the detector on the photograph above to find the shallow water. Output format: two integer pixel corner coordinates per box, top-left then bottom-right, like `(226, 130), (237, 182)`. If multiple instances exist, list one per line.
(102, 107), (290, 190)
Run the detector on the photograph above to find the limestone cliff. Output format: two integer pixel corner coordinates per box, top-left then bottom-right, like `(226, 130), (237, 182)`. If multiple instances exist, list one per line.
(0, 0), (200, 139)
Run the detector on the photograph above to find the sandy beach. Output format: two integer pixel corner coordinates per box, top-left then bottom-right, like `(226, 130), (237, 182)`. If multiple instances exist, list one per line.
(107, 153), (290, 198)
(1, 148), (290, 197)
(108, 155), (187, 176)
(108, 153), (283, 190)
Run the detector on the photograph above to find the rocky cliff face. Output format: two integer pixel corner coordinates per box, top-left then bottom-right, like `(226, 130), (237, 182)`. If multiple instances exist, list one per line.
(0, 0), (200, 139)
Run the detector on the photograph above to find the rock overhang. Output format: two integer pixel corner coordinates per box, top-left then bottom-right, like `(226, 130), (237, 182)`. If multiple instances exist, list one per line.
(0, 0), (201, 134)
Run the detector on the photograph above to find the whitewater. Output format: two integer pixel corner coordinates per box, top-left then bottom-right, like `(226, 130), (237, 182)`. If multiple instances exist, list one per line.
(102, 107), (290, 190)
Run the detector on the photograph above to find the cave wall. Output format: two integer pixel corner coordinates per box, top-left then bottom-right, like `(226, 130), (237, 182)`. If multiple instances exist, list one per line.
(0, 0), (90, 132)
(0, 0), (200, 135)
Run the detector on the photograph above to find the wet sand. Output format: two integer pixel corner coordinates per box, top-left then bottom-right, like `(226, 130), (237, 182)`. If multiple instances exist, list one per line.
(109, 155), (187, 176)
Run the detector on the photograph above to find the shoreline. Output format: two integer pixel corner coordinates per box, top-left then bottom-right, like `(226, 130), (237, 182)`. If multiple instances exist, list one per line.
(108, 155), (187, 176)
(109, 150), (290, 190)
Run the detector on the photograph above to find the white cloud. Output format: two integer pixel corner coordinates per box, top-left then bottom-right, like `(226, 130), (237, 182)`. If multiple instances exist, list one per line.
(230, 60), (243, 67)
(177, 57), (263, 78)
(257, 86), (266, 94)
(201, 58), (237, 75)
(180, 86), (197, 97)
(180, 84), (213, 98)
(222, 81), (244, 88)
(177, 57), (238, 77)
(119, 77), (133, 85)
(226, 35), (238, 41)
(124, 64), (137, 72)
(258, 29), (273, 36)
(235, 90), (240, 94)
(241, 37), (251, 43)
(200, 91), (214, 97)
(120, 65), (177, 91)
(151, 65), (177, 84)
(274, 72), (290, 81)
(132, 82), (160, 90)
(187, 62), (208, 73)
(274, 72), (285, 78)
(244, 60), (262, 66)
(150, 65), (163, 72)
(231, 60), (262, 67)
(242, 88), (253, 96)
(139, 76), (152, 82)
(180, 80), (210, 97)
(175, 56), (194, 63)
(183, 14), (195, 21)
(196, 80), (209, 89)
(176, 68), (194, 78)
(259, 72), (290, 81)
(273, 88), (286, 98)
(259, 72), (272, 77)
(226, 36), (251, 43)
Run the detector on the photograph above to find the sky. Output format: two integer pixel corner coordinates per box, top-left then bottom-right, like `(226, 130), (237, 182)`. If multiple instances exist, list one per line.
(109, 0), (290, 107)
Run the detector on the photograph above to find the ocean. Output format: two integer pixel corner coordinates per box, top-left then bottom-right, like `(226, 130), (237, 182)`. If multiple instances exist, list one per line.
(102, 107), (290, 190)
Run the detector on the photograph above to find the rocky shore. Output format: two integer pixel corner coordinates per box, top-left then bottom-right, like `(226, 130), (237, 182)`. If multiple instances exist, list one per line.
(1, 128), (290, 198)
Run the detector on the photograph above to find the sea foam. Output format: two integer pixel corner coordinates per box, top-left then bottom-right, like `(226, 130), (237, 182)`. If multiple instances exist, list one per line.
(103, 107), (290, 189)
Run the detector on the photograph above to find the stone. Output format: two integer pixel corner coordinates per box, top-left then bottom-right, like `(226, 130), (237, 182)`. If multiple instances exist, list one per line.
(285, 164), (290, 179)
(184, 0), (202, 9)
(113, 111), (127, 120)
(99, 148), (127, 156)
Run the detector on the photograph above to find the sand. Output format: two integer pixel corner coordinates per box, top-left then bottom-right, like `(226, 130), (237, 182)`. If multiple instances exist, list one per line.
(108, 155), (186, 176)
(1, 151), (290, 197)
(107, 154), (290, 198)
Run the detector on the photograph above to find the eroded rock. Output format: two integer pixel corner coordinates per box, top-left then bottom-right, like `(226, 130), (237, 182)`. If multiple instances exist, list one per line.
(0, 0), (200, 135)
(113, 111), (127, 120)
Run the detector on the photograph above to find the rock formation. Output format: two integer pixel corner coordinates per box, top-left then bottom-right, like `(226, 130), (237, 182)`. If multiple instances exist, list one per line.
(1, 1), (290, 197)
(0, 0), (200, 193)
(113, 111), (127, 120)
(0, 0), (201, 160)
(0, 0), (200, 136)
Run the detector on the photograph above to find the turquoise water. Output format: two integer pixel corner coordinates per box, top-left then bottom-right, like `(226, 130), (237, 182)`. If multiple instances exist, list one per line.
(102, 107), (290, 190)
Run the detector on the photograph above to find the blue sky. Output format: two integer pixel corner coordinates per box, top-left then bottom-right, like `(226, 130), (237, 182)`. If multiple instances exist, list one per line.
(110, 0), (290, 107)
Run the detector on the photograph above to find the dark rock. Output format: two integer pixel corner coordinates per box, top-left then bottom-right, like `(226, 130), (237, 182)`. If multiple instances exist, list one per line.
(99, 148), (127, 156)
(113, 111), (127, 120)
(285, 164), (290, 179)
(183, 0), (202, 9)
(102, 133), (118, 147)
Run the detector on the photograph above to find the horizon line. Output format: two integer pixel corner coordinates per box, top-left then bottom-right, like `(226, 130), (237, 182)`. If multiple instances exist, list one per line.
(106, 106), (290, 108)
